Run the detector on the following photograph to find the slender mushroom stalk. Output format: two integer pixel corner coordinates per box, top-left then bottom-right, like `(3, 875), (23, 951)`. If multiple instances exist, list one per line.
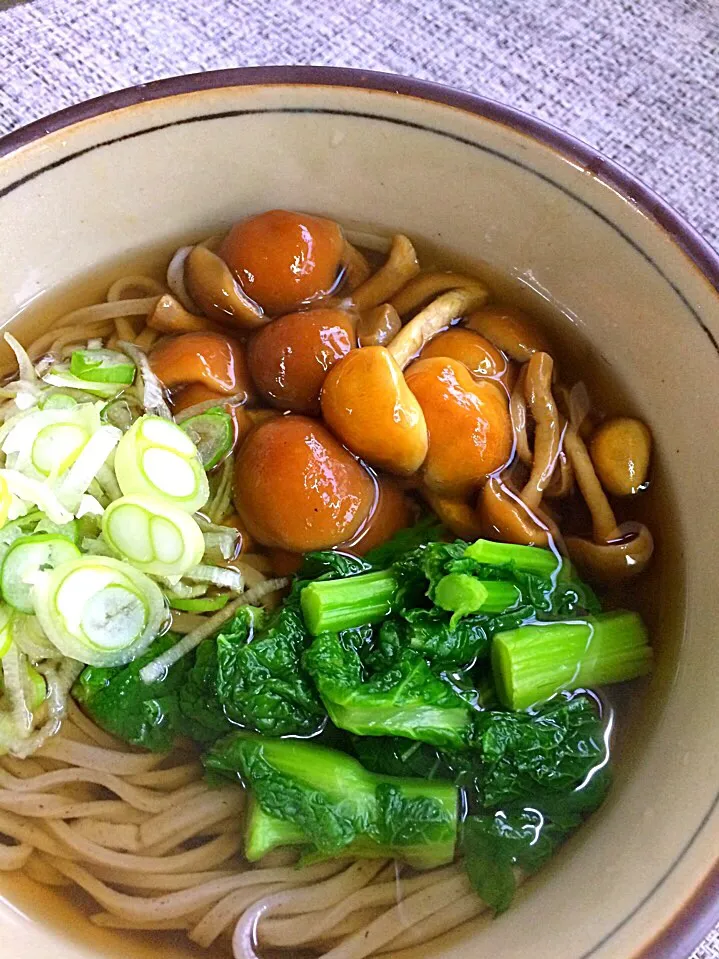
(478, 475), (552, 547)
(563, 427), (653, 581)
(341, 240), (372, 291)
(166, 245), (199, 312)
(184, 246), (268, 329)
(509, 365), (532, 465)
(388, 288), (488, 369)
(544, 450), (574, 499)
(390, 271), (489, 316)
(520, 352), (563, 512)
(341, 234), (420, 311)
(148, 294), (218, 334)
(566, 522), (654, 582)
(564, 428), (618, 542)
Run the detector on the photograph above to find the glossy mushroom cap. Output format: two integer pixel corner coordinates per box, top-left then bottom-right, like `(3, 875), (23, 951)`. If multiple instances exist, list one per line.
(248, 308), (355, 414)
(405, 356), (513, 498)
(219, 209), (345, 315)
(233, 415), (375, 552)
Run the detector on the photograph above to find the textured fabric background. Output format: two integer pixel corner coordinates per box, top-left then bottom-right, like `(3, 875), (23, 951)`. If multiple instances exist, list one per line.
(0, 0), (718, 955)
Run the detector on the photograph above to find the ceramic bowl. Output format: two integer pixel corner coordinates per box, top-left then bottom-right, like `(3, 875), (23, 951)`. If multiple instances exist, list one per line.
(0, 67), (717, 959)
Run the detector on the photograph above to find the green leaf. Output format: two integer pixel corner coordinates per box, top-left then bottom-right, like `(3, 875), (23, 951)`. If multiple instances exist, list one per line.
(73, 633), (191, 751)
(215, 605), (325, 737)
(204, 732), (458, 869)
(469, 695), (608, 808)
(304, 631), (471, 748)
(363, 514), (446, 569)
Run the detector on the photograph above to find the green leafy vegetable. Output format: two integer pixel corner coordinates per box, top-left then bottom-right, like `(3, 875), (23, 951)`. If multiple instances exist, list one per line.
(304, 630), (471, 747)
(215, 604), (325, 737)
(205, 731), (458, 869)
(492, 611), (651, 709)
(468, 695), (608, 807)
(363, 514), (446, 569)
(73, 633), (192, 751)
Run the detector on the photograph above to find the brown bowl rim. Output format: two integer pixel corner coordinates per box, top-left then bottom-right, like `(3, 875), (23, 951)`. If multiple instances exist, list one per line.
(0, 64), (717, 958)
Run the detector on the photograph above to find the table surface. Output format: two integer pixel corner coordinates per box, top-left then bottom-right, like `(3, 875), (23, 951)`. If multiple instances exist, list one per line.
(0, 0), (718, 956)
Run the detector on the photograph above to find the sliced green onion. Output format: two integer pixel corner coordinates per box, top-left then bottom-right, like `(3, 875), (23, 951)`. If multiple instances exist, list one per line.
(2, 403), (101, 479)
(32, 555), (166, 667)
(101, 397), (143, 432)
(70, 349), (136, 385)
(114, 415), (209, 513)
(1, 534), (81, 613)
(32, 422), (90, 476)
(180, 409), (234, 470)
(168, 593), (230, 613)
(491, 610), (652, 710)
(465, 539), (563, 576)
(102, 494), (205, 577)
(0, 605), (12, 658)
(24, 663), (47, 711)
(39, 393), (79, 411)
(43, 370), (126, 398)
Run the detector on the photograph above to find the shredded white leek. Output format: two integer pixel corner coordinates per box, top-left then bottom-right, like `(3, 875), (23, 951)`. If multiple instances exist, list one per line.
(4, 333), (37, 385)
(139, 578), (289, 684)
(0, 471), (73, 525)
(77, 494), (105, 518)
(202, 528), (239, 562)
(1, 643), (33, 737)
(117, 342), (173, 420)
(183, 564), (244, 591)
(56, 425), (121, 512)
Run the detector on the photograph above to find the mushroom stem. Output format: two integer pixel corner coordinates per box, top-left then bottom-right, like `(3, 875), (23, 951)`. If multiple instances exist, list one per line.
(566, 522), (654, 582)
(509, 365), (532, 466)
(479, 475), (555, 547)
(390, 272), (489, 317)
(185, 246), (268, 330)
(148, 294), (218, 334)
(564, 427), (618, 542)
(342, 234), (420, 312)
(388, 288), (487, 370)
(544, 450), (574, 499)
(521, 352), (562, 512)
(341, 240), (372, 292)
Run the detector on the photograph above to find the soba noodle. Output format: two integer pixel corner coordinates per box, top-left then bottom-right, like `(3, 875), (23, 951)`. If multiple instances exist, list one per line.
(0, 702), (483, 957)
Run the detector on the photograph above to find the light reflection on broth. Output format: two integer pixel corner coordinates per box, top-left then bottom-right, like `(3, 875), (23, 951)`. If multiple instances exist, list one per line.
(0, 213), (681, 959)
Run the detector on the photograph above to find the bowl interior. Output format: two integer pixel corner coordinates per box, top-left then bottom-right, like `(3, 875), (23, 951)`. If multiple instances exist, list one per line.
(0, 74), (718, 959)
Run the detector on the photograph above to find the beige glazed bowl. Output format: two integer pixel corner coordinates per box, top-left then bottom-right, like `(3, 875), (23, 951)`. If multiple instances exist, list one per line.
(0, 66), (718, 959)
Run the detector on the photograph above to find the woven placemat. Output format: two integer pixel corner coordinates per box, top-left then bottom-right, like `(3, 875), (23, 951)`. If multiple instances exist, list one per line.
(0, 1), (718, 955)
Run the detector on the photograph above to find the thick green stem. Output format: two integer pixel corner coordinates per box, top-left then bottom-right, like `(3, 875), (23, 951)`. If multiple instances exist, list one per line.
(434, 574), (520, 618)
(301, 570), (397, 635)
(465, 538), (563, 576)
(491, 610), (651, 709)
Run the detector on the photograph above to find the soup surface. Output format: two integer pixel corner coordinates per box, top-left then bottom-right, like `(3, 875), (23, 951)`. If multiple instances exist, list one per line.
(0, 210), (659, 959)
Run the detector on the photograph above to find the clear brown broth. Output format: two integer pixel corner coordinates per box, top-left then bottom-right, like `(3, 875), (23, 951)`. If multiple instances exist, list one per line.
(0, 229), (683, 957)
